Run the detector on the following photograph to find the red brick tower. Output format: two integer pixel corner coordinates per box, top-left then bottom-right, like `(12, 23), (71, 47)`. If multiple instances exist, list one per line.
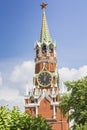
(25, 3), (69, 130)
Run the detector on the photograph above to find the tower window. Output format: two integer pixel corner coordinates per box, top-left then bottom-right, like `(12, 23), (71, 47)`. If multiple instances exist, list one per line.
(35, 45), (39, 57)
(31, 98), (34, 103)
(36, 49), (39, 56)
(49, 44), (54, 53)
(42, 44), (47, 53)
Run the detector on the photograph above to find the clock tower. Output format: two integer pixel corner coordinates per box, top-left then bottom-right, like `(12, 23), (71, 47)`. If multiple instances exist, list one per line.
(25, 3), (69, 130)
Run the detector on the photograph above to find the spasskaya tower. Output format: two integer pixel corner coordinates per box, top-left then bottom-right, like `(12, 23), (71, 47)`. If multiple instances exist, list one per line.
(24, 3), (69, 130)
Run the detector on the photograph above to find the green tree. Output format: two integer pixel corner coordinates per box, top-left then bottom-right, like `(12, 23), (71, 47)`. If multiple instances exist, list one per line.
(76, 123), (87, 130)
(0, 106), (10, 130)
(59, 76), (87, 129)
(0, 106), (51, 130)
(9, 106), (32, 130)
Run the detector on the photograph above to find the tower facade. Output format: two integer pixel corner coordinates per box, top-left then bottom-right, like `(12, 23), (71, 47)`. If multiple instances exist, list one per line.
(25, 3), (69, 130)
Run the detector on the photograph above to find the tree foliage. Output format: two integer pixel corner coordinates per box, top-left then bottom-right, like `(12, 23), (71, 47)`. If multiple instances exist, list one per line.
(59, 76), (87, 129)
(0, 106), (51, 130)
(75, 123), (87, 130)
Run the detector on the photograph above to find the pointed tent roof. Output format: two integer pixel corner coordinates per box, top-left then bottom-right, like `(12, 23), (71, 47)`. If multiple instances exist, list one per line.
(40, 6), (51, 44)
(34, 3), (56, 49)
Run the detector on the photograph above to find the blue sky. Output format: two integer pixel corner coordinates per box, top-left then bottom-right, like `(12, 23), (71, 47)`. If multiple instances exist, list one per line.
(0, 0), (87, 110)
(0, 0), (87, 68)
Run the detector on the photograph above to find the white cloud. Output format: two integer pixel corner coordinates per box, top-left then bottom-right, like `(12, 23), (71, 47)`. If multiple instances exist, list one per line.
(77, 65), (87, 78)
(0, 87), (19, 101)
(9, 60), (34, 94)
(59, 65), (87, 94)
(0, 93), (24, 111)
(1, 60), (34, 110)
(8, 96), (24, 111)
(59, 65), (87, 82)
(0, 59), (87, 111)
(10, 61), (34, 83)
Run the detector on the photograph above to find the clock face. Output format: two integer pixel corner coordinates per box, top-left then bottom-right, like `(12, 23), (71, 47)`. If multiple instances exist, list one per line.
(37, 71), (52, 87)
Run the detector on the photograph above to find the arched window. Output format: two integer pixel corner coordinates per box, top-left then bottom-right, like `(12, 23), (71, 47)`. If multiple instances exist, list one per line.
(42, 43), (47, 53)
(36, 49), (39, 56)
(49, 44), (54, 53)
(36, 45), (39, 56)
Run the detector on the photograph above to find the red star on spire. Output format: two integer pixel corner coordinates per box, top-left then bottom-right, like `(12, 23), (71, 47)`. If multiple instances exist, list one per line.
(40, 3), (48, 9)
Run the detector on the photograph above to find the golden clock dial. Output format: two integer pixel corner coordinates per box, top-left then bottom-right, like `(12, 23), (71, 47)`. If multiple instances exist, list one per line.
(37, 71), (52, 87)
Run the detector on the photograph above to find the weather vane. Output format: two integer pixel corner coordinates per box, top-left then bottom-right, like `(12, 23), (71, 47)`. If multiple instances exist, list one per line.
(40, 3), (48, 9)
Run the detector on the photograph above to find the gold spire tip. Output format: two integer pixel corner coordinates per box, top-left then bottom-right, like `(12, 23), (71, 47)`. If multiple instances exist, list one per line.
(40, 3), (48, 9)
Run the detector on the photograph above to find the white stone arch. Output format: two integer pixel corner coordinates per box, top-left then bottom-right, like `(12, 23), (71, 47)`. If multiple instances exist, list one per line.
(38, 89), (52, 104)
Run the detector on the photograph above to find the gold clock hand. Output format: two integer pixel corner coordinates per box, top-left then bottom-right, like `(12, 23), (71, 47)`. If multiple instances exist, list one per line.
(44, 75), (46, 81)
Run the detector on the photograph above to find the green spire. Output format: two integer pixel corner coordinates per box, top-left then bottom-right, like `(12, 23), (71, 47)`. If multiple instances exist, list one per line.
(40, 8), (51, 43)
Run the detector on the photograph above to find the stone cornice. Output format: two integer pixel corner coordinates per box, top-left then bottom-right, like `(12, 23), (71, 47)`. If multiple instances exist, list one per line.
(35, 59), (57, 64)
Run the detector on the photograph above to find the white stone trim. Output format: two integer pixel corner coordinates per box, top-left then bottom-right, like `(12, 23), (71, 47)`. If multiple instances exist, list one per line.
(38, 89), (53, 104)
(36, 106), (38, 117)
(53, 105), (56, 119)
(51, 102), (59, 106)
(25, 103), (39, 108)
(24, 96), (30, 99)
(35, 59), (57, 64)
